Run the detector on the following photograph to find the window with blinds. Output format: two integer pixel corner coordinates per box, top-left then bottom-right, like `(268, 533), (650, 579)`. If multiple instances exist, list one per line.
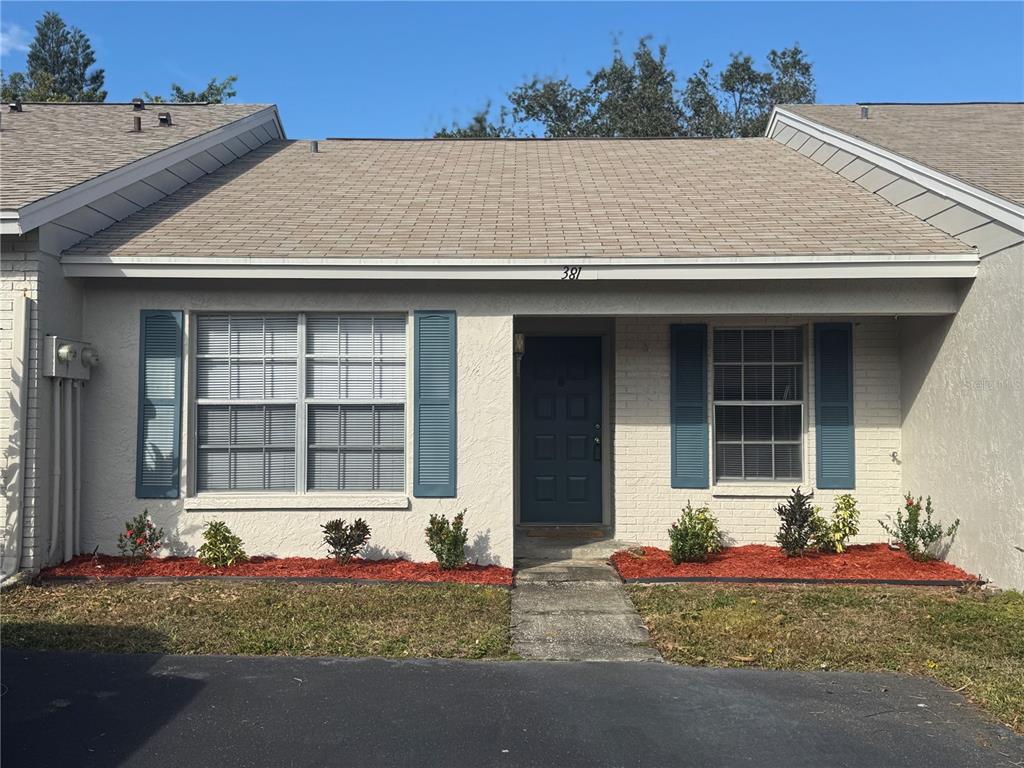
(713, 328), (804, 482)
(194, 314), (406, 493)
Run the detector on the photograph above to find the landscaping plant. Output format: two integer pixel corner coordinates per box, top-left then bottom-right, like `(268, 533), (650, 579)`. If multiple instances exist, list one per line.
(668, 502), (723, 564)
(322, 518), (371, 563)
(775, 487), (821, 557)
(426, 510), (469, 570)
(880, 494), (959, 561)
(116, 511), (163, 563)
(197, 521), (248, 567)
(814, 494), (861, 554)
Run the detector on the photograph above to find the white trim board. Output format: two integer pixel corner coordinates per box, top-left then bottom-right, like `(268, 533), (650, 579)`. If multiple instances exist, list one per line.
(767, 108), (1024, 233)
(61, 253), (979, 280)
(1, 107), (284, 235)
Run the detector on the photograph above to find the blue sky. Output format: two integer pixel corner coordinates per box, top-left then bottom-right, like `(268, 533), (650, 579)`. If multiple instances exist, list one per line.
(2, 2), (1022, 138)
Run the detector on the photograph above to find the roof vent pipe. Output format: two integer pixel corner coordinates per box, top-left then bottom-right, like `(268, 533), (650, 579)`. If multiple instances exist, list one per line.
(860, 106), (869, 120)
(158, 111), (172, 126)
(132, 98), (145, 111)
(310, 140), (319, 153)
(132, 115), (142, 132)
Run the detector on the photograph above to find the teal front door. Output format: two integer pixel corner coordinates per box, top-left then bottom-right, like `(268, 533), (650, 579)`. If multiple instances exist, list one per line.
(520, 336), (603, 524)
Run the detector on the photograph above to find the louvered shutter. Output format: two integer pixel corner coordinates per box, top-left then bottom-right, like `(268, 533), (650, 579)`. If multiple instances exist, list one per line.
(815, 323), (855, 489)
(671, 324), (709, 488)
(136, 310), (183, 498)
(414, 311), (456, 497)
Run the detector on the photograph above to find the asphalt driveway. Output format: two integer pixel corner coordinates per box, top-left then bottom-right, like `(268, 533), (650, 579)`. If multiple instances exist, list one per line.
(2, 650), (1020, 767)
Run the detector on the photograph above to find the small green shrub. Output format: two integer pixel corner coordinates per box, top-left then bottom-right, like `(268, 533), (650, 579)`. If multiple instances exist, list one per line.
(668, 502), (723, 564)
(116, 511), (163, 563)
(426, 510), (469, 570)
(880, 494), (959, 561)
(322, 518), (371, 563)
(775, 487), (821, 557)
(197, 521), (248, 568)
(815, 494), (861, 554)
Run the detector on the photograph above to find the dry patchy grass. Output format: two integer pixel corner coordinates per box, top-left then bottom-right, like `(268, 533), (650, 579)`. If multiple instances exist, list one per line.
(2, 581), (511, 659)
(628, 584), (1024, 732)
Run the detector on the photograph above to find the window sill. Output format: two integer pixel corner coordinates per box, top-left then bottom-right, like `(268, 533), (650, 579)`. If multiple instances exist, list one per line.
(711, 484), (809, 499)
(183, 494), (411, 511)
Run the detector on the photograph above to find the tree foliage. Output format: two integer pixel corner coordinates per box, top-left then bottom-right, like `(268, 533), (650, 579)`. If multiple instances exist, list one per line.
(435, 102), (513, 138)
(144, 75), (239, 104)
(435, 38), (815, 138)
(1, 11), (106, 102)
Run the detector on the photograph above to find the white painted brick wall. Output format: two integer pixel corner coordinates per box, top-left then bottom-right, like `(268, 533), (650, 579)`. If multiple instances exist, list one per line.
(1, 231), (42, 569)
(613, 316), (902, 548)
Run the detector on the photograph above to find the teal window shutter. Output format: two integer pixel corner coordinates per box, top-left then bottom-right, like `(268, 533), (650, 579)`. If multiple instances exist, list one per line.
(136, 310), (183, 498)
(671, 324), (709, 488)
(414, 311), (456, 497)
(815, 323), (855, 489)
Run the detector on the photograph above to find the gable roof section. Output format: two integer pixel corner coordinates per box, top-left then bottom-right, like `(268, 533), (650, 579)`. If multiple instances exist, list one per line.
(63, 137), (970, 276)
(1, 102), (284, 234)
(780, 103), (1024, 207)
(768, 104), (1024, 255)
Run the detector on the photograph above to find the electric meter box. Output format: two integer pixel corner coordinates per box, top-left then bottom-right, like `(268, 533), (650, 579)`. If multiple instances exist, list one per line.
(44, 336), (99, 380)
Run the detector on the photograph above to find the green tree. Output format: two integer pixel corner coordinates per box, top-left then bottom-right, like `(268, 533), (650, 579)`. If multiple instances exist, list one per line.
(144, 75), (238, 104)
(436, 39), (815, 139)
(507, 38), (684, 137)
(1, 11), (106, 102)
(435, 102), (512, 138)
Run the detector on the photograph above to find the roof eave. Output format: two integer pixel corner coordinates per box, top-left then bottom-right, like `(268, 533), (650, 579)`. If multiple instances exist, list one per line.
(60, 252), (980, 281)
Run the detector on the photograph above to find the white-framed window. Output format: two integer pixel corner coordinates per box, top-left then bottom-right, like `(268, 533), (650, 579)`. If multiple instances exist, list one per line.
(194, 313), (406, 493)
(712, 327), (804, 482)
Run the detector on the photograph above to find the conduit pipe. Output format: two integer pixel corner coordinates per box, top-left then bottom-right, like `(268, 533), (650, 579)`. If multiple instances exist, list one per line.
(63, 379), (74, 563)
(74, 381), (82, 555)
(48, 379), (62, 562)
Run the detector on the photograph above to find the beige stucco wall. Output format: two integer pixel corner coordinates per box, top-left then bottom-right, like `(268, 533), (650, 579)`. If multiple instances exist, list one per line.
(614, 316), (903, 547)
(900, 243), (1024, 589)
(80, 281), (515, 566)
(22, 275), (965, 573)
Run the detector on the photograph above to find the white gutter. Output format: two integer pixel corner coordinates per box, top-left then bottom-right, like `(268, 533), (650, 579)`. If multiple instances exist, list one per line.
(2, 106), (284, 236)
(61, 252), (979, 280)
(767, 107), (1024, 233)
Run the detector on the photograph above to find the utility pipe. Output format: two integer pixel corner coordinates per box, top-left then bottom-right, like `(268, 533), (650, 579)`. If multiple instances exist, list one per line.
(48, 379), (62, 563)
(74, 381), (82, 555)
(63, 378), (74, 563)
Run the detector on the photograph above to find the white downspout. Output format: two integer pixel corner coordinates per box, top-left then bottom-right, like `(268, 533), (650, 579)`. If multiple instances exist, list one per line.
(48, 379), (62, 563)
(63, 378), (74, 562)
(74, 381), (82, 555)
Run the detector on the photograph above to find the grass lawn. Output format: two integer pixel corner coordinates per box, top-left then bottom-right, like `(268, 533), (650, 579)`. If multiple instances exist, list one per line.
(2, 581), (511, 659)
(628, 584), (1024, 732)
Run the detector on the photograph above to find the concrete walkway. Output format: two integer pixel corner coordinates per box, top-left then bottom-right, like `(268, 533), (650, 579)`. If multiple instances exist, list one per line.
(512, 532), (661, 662)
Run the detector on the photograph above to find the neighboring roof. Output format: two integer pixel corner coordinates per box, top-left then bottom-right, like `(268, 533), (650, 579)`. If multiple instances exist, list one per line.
(781, 103), (1024, 206)
(0, 102), (277, 211)
(65, 138), (968, 260)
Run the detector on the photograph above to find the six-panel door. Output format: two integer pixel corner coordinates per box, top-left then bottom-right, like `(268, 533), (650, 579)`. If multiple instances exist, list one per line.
(520, 336), (602, 524)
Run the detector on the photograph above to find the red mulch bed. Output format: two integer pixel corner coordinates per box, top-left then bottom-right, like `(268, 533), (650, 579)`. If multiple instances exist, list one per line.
(41, 555), (513, 586)
(611, 544), (978, 583)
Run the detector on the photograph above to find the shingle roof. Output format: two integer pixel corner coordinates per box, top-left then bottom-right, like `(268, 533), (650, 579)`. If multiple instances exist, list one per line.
(782, 103), (1024, 206)
(65, 137), (968, 260)
(0, 102), (275, 210)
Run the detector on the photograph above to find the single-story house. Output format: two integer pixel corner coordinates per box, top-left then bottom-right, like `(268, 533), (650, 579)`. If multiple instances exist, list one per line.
(1, 100), (1021, 587)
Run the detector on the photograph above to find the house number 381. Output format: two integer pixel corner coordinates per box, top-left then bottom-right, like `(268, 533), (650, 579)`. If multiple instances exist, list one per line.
(561, 266), (582, 280)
